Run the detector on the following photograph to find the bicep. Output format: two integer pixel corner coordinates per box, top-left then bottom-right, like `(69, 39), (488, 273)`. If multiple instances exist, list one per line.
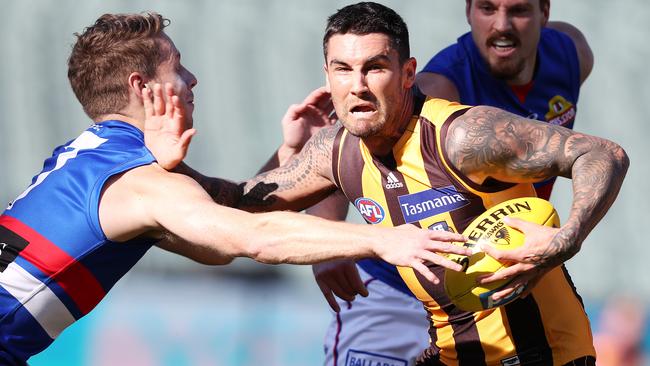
(446, 106), (578, 185)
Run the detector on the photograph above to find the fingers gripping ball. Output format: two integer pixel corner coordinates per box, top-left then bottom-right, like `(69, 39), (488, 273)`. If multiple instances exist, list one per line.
(444, 197), (560, 312)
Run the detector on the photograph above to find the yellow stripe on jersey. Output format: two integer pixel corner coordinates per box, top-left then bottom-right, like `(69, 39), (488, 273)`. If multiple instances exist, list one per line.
(359, 145), (395, 228)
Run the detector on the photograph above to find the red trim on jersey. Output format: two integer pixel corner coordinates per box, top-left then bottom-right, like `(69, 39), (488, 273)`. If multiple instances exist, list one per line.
(0, 215), (106, 315)
(535, 183), (553, 200)
(510, 81), (534, 104)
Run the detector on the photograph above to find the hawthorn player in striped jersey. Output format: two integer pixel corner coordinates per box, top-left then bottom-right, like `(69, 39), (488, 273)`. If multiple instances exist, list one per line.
(176, 3), (628, 365)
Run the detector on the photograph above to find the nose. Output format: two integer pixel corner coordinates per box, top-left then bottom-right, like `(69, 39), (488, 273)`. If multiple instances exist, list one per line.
(185, 67), (198, 89)
(350, 71), (369, 96)
(493, 8), (512, 33)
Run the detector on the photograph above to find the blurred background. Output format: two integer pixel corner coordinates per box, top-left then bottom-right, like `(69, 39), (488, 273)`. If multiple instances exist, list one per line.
(1, 0), (649, 365)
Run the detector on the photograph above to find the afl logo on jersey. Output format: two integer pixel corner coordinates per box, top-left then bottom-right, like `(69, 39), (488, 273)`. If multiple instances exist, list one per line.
(354, 197), (385, 224)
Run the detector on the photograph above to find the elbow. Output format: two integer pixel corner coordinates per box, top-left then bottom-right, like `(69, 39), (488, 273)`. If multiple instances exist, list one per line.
(610, 143), (630, 177)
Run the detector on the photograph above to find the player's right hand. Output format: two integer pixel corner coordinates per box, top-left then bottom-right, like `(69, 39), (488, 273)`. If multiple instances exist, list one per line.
(313, 259), (368, 312)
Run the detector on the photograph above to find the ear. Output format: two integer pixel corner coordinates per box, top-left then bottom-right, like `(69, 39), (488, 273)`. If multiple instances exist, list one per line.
(465, 0), (472, 25)
(323, 64), (331, 92)
(127, 72), (147, 98)
(402, 57), (417, 89)
(540, 1), (550, 26)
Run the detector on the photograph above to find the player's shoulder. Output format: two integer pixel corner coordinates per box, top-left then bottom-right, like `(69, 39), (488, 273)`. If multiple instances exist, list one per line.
(420, 97), (471, 125)
(124, 163), (196, 186)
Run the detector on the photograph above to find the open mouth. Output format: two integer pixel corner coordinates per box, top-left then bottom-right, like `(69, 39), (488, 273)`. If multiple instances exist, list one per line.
(350, 104), (377, 116)
(489, 37), (519, 56)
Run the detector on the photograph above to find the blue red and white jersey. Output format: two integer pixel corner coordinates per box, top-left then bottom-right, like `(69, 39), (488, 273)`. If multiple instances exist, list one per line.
(421, 27), (581, 200)
(0, 120), (157, 363)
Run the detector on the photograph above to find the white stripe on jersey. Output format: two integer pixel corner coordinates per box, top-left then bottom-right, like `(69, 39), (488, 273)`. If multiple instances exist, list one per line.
(0, 262), (75, 339)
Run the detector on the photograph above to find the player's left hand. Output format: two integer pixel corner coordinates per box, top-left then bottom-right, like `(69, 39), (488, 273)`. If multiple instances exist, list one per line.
(477, 216), (571, 301)
(278, 87), (337, 164)
(143, 83), (196, 170)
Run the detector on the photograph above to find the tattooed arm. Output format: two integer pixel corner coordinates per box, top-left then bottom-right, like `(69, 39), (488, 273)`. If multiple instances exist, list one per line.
(446, 106), (629, 298)
(238, 123), (342, 212)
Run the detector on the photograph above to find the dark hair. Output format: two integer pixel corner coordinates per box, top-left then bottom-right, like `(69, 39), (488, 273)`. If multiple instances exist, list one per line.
(68, 13), (170, 119)
(466, 0), (550, 10)
(323, 2), (410, 63)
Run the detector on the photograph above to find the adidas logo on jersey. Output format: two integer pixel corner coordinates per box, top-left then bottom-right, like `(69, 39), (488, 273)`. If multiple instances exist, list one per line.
(385, 172), (404, 189)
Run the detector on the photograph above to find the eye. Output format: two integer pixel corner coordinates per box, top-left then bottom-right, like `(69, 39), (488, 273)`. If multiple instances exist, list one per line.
(508, 5), (531, 17)
(364, 62), (387, 73)
(478, 3), (496, 14)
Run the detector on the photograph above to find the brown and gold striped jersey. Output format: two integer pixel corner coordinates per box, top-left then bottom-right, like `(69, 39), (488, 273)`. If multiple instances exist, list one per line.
(331, 97), (595, 366)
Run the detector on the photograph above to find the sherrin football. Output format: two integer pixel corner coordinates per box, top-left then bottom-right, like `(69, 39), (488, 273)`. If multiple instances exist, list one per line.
(444, 197), (560, 312)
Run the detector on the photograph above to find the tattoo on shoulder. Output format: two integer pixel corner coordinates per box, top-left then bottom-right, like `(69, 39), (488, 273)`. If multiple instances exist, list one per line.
(446, 106), (582, 182)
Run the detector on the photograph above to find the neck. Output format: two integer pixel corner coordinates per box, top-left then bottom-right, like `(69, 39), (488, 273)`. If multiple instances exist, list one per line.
(507, 52), (538, 86)
(95, 113), (143, 131)
(363, 88), (414, 157)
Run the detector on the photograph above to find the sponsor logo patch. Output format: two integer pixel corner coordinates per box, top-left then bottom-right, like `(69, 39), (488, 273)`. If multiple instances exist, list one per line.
(384, 172), (404, 189)
(345, 349), (407, 366)
(428, 220), (454, 232)
(545, 95), (576, 126)
(354, 197), (385, 224)
(398, 186), (469, 223)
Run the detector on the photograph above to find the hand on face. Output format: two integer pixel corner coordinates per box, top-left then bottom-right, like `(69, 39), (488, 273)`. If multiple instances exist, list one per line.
(143, 83), (196, 170)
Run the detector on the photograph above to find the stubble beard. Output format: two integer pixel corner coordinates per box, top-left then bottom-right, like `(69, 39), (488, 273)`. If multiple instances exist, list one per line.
(488, 57), (526, 81)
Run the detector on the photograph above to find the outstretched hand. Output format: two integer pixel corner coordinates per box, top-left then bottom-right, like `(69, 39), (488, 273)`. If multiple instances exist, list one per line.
(477, 216), (566, 301)
(143, 83), (196, 170)
(375, 225), (471, 284)
(278, 87), (337, 164)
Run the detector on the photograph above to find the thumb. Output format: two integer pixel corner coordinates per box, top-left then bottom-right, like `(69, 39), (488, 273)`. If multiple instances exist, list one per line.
(180, 129), (197, 151)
